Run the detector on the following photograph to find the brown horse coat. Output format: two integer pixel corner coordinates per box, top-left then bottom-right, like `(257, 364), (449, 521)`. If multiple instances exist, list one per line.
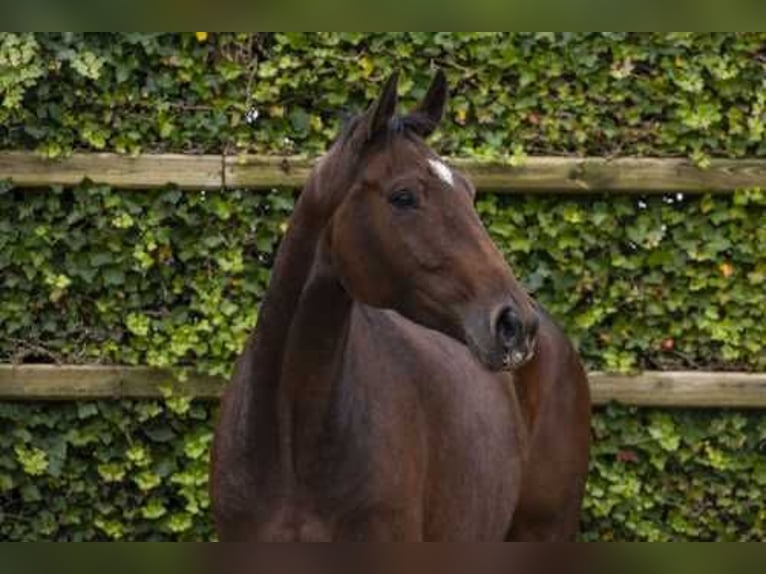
(211, 71), (590, 541)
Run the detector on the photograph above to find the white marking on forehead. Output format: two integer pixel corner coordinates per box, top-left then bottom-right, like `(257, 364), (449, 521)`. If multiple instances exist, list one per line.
(427, 158), (454, 188)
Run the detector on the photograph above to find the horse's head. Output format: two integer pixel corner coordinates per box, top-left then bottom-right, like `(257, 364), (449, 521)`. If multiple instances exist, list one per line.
(317, 71), (539, 371)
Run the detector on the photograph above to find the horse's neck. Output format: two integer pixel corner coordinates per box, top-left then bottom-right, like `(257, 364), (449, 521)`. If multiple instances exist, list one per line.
(279, 241), (354, 462)
(231, 162), (353, 468)
(226, 190), (330, 471)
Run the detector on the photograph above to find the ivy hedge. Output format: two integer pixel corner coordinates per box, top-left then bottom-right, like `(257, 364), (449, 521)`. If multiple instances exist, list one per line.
(1, 184), (764, 541)
(1, 33), (765, 541)
(1, 33), (765, 160)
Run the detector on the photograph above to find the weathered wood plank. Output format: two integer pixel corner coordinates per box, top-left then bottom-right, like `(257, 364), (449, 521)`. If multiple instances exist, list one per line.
(1, 365), (765, 407)
(467, 157), (766, 193)
(0, 152), (223, 190)
(223, 155), (310, 188)
(0, 365), (224, 400)
(2, 152), (764, 193)
(202, 155), (766, 193)
(588, 371), (766, 407)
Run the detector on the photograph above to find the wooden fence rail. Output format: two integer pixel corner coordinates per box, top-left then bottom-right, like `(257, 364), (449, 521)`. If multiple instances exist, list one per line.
(2, 152), (765, 193)
(1, 365), (765, 407)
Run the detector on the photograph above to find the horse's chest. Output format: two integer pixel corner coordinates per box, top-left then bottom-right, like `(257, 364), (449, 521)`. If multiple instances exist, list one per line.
(255, 451), (396, 541)
(422, 376), (523, 530)
(252, 320), (523, 540)
(287, 381), (517, 540)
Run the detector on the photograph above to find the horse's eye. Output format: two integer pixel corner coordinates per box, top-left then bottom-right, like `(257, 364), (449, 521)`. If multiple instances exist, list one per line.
(389, 189), (418, 209)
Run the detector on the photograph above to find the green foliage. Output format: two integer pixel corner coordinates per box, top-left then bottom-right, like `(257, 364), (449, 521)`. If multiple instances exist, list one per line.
(1, 33), (765, 159)
(0, 400), (215, 541)
(2, 401), (765, 541)
(0, 34), (44, 111)
(1, 186), (763, 373)
(0, 33), (764, 541)
(0, 185), (293, 375)
(583, 406), (766, 541)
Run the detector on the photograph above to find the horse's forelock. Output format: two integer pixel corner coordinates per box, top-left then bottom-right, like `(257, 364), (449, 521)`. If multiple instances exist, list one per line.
(397, 112), (438, 138)
(318, 111), (434, 199)
(336, 110), (431, 149)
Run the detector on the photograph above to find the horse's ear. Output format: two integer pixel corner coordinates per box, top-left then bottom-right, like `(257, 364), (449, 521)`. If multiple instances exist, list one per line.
(408, 69), (448, 138)
(360, 70), (399, 141)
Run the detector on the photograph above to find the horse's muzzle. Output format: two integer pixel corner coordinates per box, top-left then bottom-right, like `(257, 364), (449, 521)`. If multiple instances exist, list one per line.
(463, 303), (539, 372)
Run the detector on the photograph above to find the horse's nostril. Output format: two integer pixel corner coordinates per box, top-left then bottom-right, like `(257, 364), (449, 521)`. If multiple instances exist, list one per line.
(495, 306), (522, 350)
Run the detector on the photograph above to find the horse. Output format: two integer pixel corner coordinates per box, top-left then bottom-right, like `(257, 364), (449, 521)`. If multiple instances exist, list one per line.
(210, 70), (590, 541)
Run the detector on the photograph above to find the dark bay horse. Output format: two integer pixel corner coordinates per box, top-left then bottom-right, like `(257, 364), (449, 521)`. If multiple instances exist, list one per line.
(211, 71), (590, 541)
